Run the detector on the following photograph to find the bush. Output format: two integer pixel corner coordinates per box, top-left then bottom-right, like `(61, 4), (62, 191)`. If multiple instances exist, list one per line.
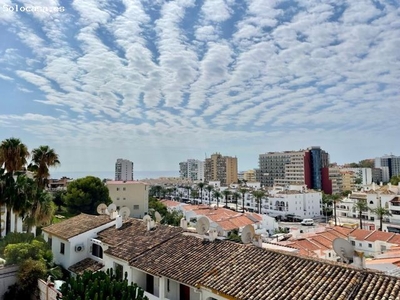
(58, 268), (148, 300)
(4, 239), (52, 265)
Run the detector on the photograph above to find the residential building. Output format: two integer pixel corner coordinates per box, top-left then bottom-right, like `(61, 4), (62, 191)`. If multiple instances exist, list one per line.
(179, 159), (204, 181)
(204, 153), (238, 186)
(258, 146), (330, 193)
(41, 215), (400, 300)
(41, 214), (116, 270)
(341, 170), (356, 191)
(265, 185), (322, 218)
(341, 168), (373, 185)
(372, 167), (383, 183)
(47, 176), (72, 190)
(115, 158), (133, 181)
(328, 167), (343, 194)
(375, 155), (400, 182)
(0, 206), (36, 238)
(243, 169), (257, 182)
(106, 181), (149, 218)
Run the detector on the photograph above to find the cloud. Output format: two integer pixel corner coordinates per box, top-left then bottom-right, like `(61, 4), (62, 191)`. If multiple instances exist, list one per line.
(0, 0), (399, 173)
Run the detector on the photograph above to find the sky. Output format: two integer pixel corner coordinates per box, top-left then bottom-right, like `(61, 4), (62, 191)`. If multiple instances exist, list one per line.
(0, 0), (399, 178)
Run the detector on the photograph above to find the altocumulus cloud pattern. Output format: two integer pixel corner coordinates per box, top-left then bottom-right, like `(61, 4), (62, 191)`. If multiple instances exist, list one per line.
(0, 0), (399, 173)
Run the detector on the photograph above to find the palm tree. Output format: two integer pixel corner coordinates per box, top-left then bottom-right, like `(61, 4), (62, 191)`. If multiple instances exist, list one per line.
(185, 186), (191, 203)
(238, 187), (248, 213)
(213, 190), (222, 208)
(0, 138), (30, 235)
(190, 189), (199, 203)
(28, 145), (60, 189)
(354, 199), (369, 229)
(332, 194), (341, 226)
(12, 175), (36, 233)
(222, 190), (232, 208)
(232, 192), (240, 212)
(25, 189), (55, 234)
(197, 182), (205, 204)
(371, 202), (392, 231)
(205, 185), (214, 206)
(252, 190), (265, 214)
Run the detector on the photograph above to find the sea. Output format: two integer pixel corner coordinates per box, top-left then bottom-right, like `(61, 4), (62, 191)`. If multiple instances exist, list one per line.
(50, 171), (179, 180)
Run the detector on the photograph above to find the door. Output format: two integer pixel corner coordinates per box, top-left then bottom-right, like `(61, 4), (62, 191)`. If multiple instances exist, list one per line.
(146, 274), (154, 294)
(180, 284), (190, 300)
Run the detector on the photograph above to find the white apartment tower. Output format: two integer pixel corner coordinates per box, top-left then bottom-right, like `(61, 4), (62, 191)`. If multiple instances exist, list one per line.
(179, 159), (204, 181)
(115, 158), (134, 181)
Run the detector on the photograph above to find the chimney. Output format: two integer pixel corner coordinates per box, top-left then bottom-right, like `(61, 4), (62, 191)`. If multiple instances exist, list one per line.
(208, 229), (218, 242)
(180, 218), (187, 230)
(353, 250), (365, 269)
(115, 215), (122, 229)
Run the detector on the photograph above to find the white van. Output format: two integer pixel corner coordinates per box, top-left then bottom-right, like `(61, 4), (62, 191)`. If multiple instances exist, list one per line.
(301, 219), (314, 226)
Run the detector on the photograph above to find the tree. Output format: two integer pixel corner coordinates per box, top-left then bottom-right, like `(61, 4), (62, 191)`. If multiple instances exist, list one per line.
(252, 190), (265, 214)
(28, 145), (60, 189)
(52, 190), (66, 211)
(371, 204), (392, 231)
(238, 187), (248, 213)
(12, 174), (37, 232)
(205, 185), (214, 206)
(222, 190), (231, 208)
(24, 189), (56, 233)
(354, 199), (369, 229)
(197, 182), (205, 204)
(390, 175), (400, 186)
(191, 189), (199, 203)
(213, 190), (222, 208)
(58, 269), (148, 300)
(63, 176), (112, 215)
(232, 192), (240, 211)
(0, 138), (30, 235)
(4, 239), (53, 265)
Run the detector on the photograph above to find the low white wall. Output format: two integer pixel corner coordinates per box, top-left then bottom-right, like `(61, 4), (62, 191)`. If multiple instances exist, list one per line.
(0, 265), (18, 299)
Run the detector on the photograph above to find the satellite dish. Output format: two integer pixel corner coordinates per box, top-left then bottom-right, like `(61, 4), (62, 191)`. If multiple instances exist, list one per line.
(216, 225), (224, 237)
(333, 238), (354, 263)
(107, 203), (117, 214)
(155, 211), (163, 223)
(119, 207), (131, 220)
(143, 215), (152, 222)
(196, 217), (210, 235)
(97, 203), (108, 215)
(241, 224), (255, 244)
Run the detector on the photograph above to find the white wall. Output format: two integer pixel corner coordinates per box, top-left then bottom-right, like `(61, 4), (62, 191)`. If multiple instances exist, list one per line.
(0, 265), (18, 299)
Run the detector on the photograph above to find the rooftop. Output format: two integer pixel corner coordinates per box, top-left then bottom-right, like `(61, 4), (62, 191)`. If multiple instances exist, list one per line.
(97, 218), (183, 263)
(68, 258), (104, 275)
(129, 233), (400, 300)
(42, 213), (114, 240)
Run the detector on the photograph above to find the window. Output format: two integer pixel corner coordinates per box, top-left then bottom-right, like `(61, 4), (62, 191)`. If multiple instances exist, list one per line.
(48, 237), (52, 248)
(351, 241), (355, 246)
(60, 242), (65, 254)
(368, 243), (372, 248)
(123, 187), (126, 191)
(359, 243), (362, 247)
(114, 263), (123, 280)
(167, 279), (170, 292)
(117, 197), (120, 200)
(123, 197), (126, 200)
(117, 187), (119, 191)
(92, 244), (103, 258)
(133, 205), (139, 210)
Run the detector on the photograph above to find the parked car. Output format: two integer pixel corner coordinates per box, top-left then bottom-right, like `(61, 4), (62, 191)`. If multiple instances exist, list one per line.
(284, 214), (303, 222)
(301, 219), (314, 226)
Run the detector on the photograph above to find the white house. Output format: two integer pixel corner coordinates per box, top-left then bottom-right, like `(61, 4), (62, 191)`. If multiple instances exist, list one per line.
(0, 205), (36, 237)
(41, 214), (115, 270)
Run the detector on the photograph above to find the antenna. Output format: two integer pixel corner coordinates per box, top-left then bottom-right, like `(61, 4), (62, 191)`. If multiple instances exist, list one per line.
(119, 207), (131, 220)
(196, 217), (210, 235)
(97, 203), (108, 215)
(154, 211), (163, 223)
(107, 203), (117, 214)
(241, 224), (255, 244)
(333, 238), (354, 264)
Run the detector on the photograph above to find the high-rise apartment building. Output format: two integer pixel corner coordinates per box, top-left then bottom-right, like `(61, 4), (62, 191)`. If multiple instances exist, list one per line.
(179, 159), (204, 181)
(375, 155), (400, 182)
(258, 146), (330, 193)
(204, 153), (238, 186)
(115, 158), (134, 181)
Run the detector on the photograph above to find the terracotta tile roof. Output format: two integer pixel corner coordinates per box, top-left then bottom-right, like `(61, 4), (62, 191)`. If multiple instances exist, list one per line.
(349, 229), (373, 241)
(330, 226), (354, 237)
(390, 196), (400, 203)
(365, 231), (395, 242)
(97, 218), (183, 263)
(130, 234), (400, 300)
(388, 235), (400, 245)
(42, 214), (113, 240)
(68, 258), (104, 275)
(160, 200), (181, 207)
(310, 235), (334, 249)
